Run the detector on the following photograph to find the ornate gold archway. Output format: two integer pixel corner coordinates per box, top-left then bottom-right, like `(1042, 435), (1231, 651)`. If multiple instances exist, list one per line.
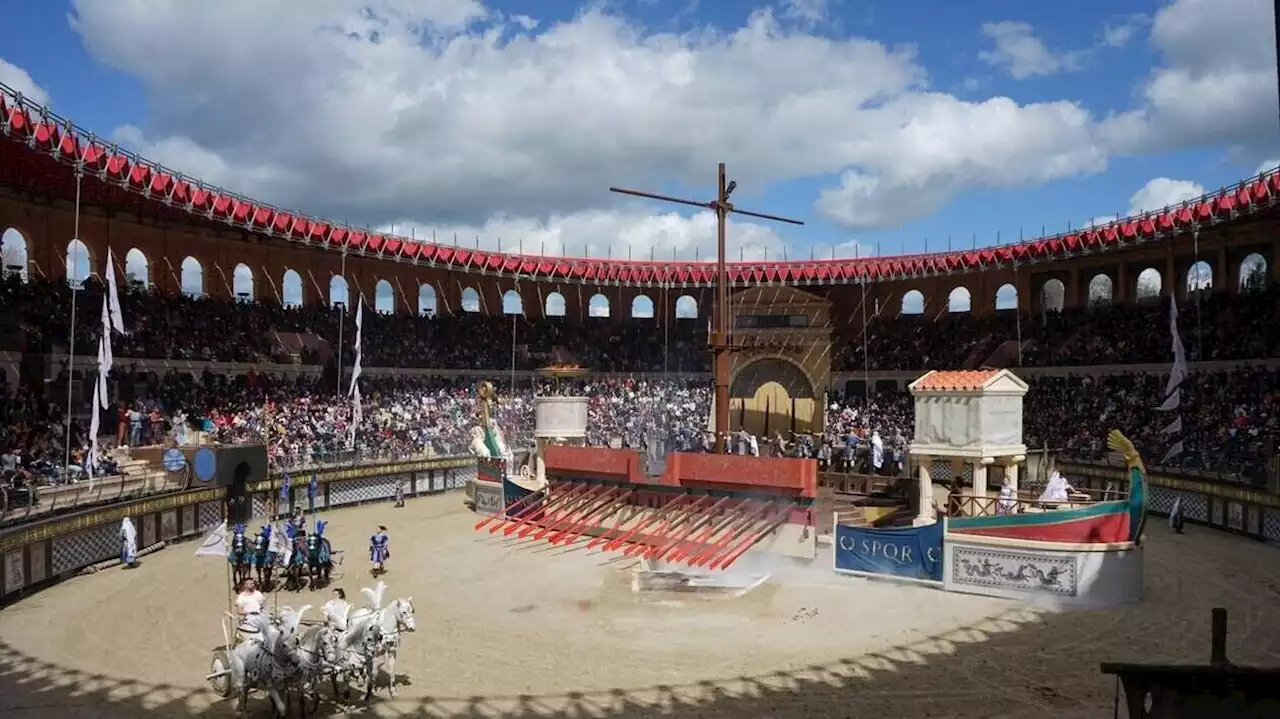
(729, 357), (818, 437)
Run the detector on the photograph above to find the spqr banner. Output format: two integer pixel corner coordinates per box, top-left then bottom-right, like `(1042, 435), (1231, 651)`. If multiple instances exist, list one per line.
(833, 521), (944, 581)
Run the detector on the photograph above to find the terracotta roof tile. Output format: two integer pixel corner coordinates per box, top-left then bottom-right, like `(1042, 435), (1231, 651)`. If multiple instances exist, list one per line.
(912, 369), (1000, 391)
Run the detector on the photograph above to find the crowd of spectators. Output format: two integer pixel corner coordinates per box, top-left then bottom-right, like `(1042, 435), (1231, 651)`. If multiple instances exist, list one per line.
(1, 273), (1278, 486)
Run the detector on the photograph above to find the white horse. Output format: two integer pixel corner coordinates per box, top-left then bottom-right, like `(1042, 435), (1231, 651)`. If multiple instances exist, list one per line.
(328, 582), (416, 700)
(278, 605), (343, 714)
(225, 612), (297, 718)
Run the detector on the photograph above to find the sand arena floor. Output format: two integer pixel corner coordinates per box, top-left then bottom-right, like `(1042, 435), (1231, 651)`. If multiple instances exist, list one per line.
(0, 492), (1278, 718)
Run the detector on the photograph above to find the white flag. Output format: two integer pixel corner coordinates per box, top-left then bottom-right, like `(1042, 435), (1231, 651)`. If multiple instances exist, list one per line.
(87, 381), (101, 486)
(1165, 295), (1187, 396)
(104, 248), (125, 334)
(1160, 441), (1184, 465)
(194, 521), (229, 557)
(348, 299), (363, 396)
(96, 334), (111, 409)
(1157, 388), (1180, 412)
(1162, 416), (1183, 435)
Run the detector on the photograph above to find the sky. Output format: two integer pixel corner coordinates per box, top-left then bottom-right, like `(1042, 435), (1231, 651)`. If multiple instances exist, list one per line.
(0, 0), (1277, 295)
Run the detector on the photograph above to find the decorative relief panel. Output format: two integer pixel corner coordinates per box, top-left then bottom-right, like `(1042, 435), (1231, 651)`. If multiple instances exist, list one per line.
(181, 505), (196, 536)
(4, 549), (24, 594)
(951, 545), (1078, 597)
(28, 543), (46, 584)
(1227, 501), (1244, 532)
(472, 481), (503, 515)
(160, 510), (178, 541)
(141, 514), (156, 548)
(1246, 505), (1261, 538)
(1211, 499), (1225, 527)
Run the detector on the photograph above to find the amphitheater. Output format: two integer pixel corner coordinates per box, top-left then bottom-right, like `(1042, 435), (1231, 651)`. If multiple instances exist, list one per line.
(3, 69), (1280, 718)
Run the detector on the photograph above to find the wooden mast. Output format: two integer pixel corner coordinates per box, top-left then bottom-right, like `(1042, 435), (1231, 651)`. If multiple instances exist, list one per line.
(610, 163), (803, 452)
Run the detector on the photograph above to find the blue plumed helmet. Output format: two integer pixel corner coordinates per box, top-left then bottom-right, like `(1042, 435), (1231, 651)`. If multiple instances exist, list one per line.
(314, 520), (327, 537)
(233, 523), (246, 536)
(260, 525), (272, 541)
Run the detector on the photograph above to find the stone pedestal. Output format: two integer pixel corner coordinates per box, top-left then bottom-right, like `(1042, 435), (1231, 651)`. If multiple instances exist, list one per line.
(534, 395), (588, 440)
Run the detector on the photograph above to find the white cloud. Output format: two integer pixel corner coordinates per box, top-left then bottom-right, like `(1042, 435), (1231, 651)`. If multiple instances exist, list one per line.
(978, 21), (1085, 79)
(782, 0), (829, 26)
(1100, 15), (1147, 48)
(1101, 0), (1278, 157)
(1257, 159), (1279, 175)
(65, 0), (1129, 239)
(380, 207), (789, 261)
(1127, 177), (1205, 216)
(0, 58), (50, 107)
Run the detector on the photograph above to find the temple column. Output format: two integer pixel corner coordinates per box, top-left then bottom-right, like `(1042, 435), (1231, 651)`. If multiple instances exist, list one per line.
(974, 458), (991, 511)
(1005, 458), (1020, 495)
(914, 455), (934, 526)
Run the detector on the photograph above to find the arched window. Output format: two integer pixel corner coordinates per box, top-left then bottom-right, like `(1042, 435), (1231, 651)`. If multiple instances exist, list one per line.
(282, 269), (303, 308)
(329, 275), (350, 309)
(994, 283), (1017, 311)
(588, 293), (610, 318)
(502, 289), (523, 315)
(460, 287), (481, 313)
(674, 294), (698, 319)
(181, 256), (204, 298)
(1238, 253), (1267, 293)
(900, 290), (925, 315)
(1135, 268), (1162, 301)
(124, 248), (149, 288)
(1088, 274), (1113, 306)
(418, 284), (438, 316)
(375, 279), (395, 314)
(1041, 279), (1065, 313)
(232, 263), (254, 301)
(947, 286), (971, 313)
(1186, 260), (1212, 294)
(67, 239), (92, 288)
(0, 227), (28, 282)
(544, 291), (566, 317)
(631, 294), (655, 318)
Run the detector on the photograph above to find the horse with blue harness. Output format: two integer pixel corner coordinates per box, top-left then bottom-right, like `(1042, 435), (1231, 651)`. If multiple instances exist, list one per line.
(251, 525), (277, 587)
(307, 520), (334, 589)
(227, 524), (253, 586)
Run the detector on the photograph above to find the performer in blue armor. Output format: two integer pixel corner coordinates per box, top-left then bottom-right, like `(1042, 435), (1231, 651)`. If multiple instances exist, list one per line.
(252, 525), (277, 585)
(228, 523), (252, 585)
(370, 525), (389, 576)
(306, 520), (334, 586)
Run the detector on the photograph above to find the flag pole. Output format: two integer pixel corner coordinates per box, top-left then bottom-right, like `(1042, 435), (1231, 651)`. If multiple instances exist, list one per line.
(335, 246), (348, 396)
(64, 170), (83, 483)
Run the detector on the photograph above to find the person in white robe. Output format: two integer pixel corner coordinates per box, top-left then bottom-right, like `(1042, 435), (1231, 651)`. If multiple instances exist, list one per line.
(996, 478), (1017, 515)
(871, 431), (885, 475)
(1039, 470), (1075, 505)
(119, 517), (138, 567)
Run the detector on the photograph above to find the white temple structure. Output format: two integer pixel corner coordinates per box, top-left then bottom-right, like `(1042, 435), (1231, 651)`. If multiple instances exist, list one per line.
(907, 369), (1029, 522)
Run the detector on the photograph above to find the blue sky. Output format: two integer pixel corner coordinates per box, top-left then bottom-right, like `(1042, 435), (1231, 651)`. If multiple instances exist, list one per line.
(0, 0), (1275, 268)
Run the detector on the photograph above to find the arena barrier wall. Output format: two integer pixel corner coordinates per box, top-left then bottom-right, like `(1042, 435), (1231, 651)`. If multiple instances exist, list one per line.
(941, 534), (1144, 610)
(0, 455), (478, 603)
(1058, 461), (1280, 545)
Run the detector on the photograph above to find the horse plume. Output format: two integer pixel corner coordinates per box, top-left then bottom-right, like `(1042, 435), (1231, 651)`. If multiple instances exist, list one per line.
(361, 580), (387, 610)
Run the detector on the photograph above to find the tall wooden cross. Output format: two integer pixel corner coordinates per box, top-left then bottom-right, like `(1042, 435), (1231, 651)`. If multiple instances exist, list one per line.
(611, 163), (804, 453)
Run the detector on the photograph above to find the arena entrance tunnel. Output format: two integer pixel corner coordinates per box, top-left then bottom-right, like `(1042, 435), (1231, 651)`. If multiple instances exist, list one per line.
(729, 358), (818, 437)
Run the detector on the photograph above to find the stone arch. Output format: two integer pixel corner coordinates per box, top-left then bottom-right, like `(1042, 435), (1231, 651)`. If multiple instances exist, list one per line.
(180, 256), (204, 297)
(947, 286), (971, 313)
(1135, 267), (1162, 301)
(674, 294), (698, 319)
(329, 275), (350, 308)
(729, 357), (819, 436)
(0, 227), (28, 281)
(66, 239), (92, 288)
(1088, 273), (1113, 306)
(1239, 252), (1267, 293)
(901, 289), (925, 315)
(1186, 260), (1212, 294)
(631, 294), (655, 318)
(418, 284), (437, 316)
(1041, 278), (1065, 312)
(502, 289), (523, 315)
(588, 293), (610, 318)
(994, 283), (1017, 311)
(124, 248), (149, 288)
(545, 291), (567, 317)
(232, 262), (254, 300)
(282, 269), (303, 308)
(375, 279), (395, 314)
(460, 286), (481, 313)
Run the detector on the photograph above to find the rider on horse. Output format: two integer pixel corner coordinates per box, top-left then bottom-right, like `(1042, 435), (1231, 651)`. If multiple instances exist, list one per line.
(252, 525), (276, 583)
(307, 520), (334, 585)
(229, 524), (252, 582)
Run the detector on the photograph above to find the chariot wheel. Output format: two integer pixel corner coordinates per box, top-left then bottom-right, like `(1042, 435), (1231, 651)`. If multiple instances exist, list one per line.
(209, 650), (232, 698)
